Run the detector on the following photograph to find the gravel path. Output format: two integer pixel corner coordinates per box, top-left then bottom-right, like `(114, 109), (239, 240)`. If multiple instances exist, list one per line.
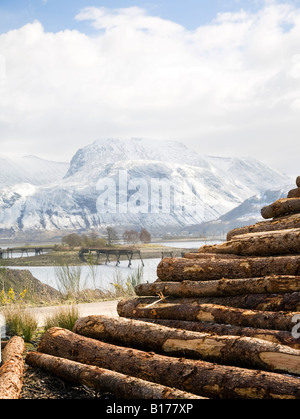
(29, 300), (120, 327)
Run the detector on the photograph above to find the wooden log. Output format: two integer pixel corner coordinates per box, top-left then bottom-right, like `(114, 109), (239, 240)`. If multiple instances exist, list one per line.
(117, 298), (299, 331)
(74, 315), (300, 375)
(25, 351), (203, 399)
(184, 253), (239, 260)
(157, 256), (300, 281)
(37, 327), (300, 399)
(198, 228), (300, 256)
(288, 188), (300, 199)
(261, 198), (300, 220)
(297, 176), (300, 188)
(227, 214), (300, 241)
(130, 290), (300, 312)
(198, 292), (300, 312)
(0, 336), (25, 400)
(1, 336), (25, 364)
(137, 318), (300, 349)
(135, 276), (300, 298)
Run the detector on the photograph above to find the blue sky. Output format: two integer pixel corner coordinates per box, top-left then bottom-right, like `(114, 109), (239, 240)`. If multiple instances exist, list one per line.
(0, 0), (300, 175)
(1, 0), (298, 33)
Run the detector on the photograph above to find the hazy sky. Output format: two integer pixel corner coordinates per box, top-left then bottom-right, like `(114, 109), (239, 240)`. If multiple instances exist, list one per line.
(0, 0), (300, 177)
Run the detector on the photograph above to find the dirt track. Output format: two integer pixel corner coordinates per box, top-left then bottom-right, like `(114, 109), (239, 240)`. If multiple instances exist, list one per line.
(28, 300), (119, 327)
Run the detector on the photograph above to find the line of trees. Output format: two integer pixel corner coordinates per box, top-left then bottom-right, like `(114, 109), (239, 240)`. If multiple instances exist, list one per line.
(61, 227), (151, 248)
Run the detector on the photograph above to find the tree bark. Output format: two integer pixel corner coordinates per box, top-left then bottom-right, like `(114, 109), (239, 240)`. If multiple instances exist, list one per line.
(288, 188), (300, 199)
(197, 228), (300, 256)
(117, 298), (299, 331)
(135, 276), (300, 298)
(37, 327), (300, 399)
(130, 289), (300, 312)
(157, 256), (300, 281)
(1, 336), (25, 364)
(226, 214), (300, 241)
(74, 315), (300, 375)
(0, 336), (25, 400)
(25, 351), (203, 399)
(137, 318), (300, 349)
(261, 198), (300, 219)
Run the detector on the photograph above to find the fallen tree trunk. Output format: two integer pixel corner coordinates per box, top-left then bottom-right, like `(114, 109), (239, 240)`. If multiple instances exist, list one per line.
(117, 298), (299, 331)
(197, 228), (300, 256)
(135, 276), (300, 298)
(26, 351), (203, 399)
(227, 214), (300, 241)
(0, 336), (25, 400)
(157, 256), (300, 281)
(261, 198), (300, 220)
(74, 315), (300, 375)
(37, 327), (300, 399)
(137, 318), (300, 349)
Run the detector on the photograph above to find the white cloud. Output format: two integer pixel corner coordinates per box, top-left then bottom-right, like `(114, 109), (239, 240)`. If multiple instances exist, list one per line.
(0, 4), (300, 175)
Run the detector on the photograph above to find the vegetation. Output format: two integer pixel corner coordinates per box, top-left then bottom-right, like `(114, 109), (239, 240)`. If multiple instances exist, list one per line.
(44, 304), (80, 332)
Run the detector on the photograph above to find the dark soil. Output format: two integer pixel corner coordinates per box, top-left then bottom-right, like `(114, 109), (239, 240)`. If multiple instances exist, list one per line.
(20, 343), (116, 400)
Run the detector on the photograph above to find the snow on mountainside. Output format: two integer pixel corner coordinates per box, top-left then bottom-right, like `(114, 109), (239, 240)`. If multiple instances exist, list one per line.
(0, 138), (293, 234)
(0, 155), (68, 187)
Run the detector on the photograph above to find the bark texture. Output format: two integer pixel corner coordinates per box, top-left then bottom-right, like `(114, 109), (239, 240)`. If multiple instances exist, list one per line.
(201, 229), (300, 256)
(156, 256), (300, 282)
(117, 298), (299, 331)
(0, 336), (25, 399)
(288, 188), (300, 199)
(135, 276), (300, 298)
(261, 198), (300, 220)
(25, 351), (203, 399)
(137, 318), (300, 349)
(37, 327), (300, 400)
(198, 229), (300, 256)
(227, 214), (300, 241)
(73, 315), (300, 375)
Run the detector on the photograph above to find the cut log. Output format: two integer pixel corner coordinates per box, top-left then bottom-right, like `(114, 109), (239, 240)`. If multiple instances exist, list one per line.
(130, 290), (300, 312)
(261, 198), (300, 220)
(74, 315), (300, 375)
(135, 276), (300, 298)
(184, 253), (240, 260)
(157, 256), (300, 281)
(1, 336), (25, 364)
(198, 228), (300, 256)
(288, 188), (300, 199)
(0, 336), (25, 400)
(137, 318), (300, 349)
(117, 298), (299, 331)
(37, 327), (300, 399)
(297, 176), (300, 188)
(227, 214), (300, 241)
(25, 352), (203, 399)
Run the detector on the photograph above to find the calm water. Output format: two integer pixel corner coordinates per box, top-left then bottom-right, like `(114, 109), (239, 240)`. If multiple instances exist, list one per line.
(6, 240), (222, 292)
(9, 258), (161, 292)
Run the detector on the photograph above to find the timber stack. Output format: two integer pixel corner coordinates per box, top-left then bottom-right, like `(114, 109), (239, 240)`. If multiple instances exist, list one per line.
(26, 177), (300, 399)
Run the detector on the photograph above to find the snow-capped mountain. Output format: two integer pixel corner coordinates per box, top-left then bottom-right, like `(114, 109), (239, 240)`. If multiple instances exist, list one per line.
(0, 155), (68, 187)
(0, 138), (293, 235)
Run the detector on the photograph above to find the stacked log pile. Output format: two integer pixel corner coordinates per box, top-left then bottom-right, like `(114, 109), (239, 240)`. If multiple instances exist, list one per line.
(115, 177), (300, 398)
(26, 177), (300, 399)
